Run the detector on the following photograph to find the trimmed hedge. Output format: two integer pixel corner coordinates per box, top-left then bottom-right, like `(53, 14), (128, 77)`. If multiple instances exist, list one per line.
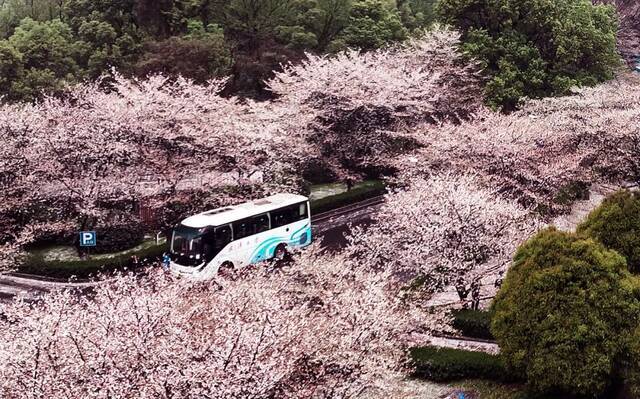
(309, 180), (386, 215)
(451, 309), (494, 340)
(91, 219), (146, 254)
(20, 241), (167, 279)
(410, 346), (512, 382)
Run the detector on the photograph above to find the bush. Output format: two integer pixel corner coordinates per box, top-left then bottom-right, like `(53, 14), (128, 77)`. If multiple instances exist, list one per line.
(87, 219), (146, 255)
(578, 190), (640, 273)
(21, 241), (167, 279)
(410, 346), (511, 382)
(438, 0), (620, 110)
(491, 228), (640, 397)
(309, 180), (386, 215)
(451, 309), (494, 340)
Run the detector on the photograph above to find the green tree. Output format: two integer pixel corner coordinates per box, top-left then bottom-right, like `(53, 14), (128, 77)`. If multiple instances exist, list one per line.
(0, 0), (65, 38)
(397, 0), (437, 32)
(438, 0), (620, 110)
(62, 0), (140, 78)
(578, 190), (640, 273)
(491, 228), (640, 396)
(332, 0), (407, 51)
(305, 0), (351, 50)
(0, 40), (22, 100)
(622, 326), (640, 398)
(5, 18), (79, 100)
(135, 22), (231, 82)
(135, 0), (188, 38)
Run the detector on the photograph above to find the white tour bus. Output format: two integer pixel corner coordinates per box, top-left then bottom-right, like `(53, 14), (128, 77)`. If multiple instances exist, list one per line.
(169, 193), (312, 279)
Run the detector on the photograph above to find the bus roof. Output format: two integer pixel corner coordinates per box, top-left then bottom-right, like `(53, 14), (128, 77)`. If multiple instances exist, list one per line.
(180, 193), (309, 228)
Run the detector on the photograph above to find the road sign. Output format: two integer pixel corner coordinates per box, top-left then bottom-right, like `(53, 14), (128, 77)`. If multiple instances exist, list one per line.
(79, 231), (97, 247)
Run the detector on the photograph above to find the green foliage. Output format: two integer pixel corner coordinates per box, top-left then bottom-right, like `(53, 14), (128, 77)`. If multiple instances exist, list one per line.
(0, 0), (434, 101)
(92, 219), (145, 254)
(135, 31), (231, 82)
(451, 309), (494, 340)
(578, 190), (640, 273)
(0, 18), (79, 101)
(491, 228), (640, 396)
(621, 326), (640, 398)
(8, 18), (77, 73)
(332, 0), (407, 51)
(0, 0), (65, 38)
(21, 240), (167, 279)
(0, 41), (22, 98)
(309, 179), (386, 214)
(63, 0), (141, 78)
(438, 0), (620, 110)
(397, 0), (436, 32)
(410, 346), (512, 382)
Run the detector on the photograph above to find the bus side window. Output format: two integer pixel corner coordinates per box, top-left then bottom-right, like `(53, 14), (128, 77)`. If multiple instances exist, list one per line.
(233, 219), (254, 240)
(253, 214), (270, 233)
(271, 207), (293, 228)
(298, 202), (308, 220)
(214, 225), (232, 250)
(287, 202), (307, 222)
(202, 229), (216, 258)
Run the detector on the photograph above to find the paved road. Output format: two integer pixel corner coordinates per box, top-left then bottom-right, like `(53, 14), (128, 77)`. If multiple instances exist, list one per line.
(0, 199), (384, 303)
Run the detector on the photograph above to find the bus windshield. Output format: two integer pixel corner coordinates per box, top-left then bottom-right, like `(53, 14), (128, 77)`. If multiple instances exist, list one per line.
(171, 225), (203, 255)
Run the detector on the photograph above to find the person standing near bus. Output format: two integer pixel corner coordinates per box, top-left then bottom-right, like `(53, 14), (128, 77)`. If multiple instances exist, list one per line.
(162, 253), (171, 271)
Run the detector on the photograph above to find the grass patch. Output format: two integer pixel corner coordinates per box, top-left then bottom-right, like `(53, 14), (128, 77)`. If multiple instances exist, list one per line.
(455, 379), (564, 399)
(454, 380), (536, 399)
(309, 180), (386, 214)
(21, 239), (167, 279)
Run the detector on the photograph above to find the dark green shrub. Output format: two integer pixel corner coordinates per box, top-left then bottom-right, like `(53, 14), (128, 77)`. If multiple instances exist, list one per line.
(309, 180), (386, 215)
(577, 190), (640, 273)
(553, 180), (591, 206)
(410, 346), (511, 382)
(91, 219), (145, 254)
(21, 241), (167, 279)
(451, 309), (494, 340)
(438, 0), (619, 110)
(491, 228), (640, 397)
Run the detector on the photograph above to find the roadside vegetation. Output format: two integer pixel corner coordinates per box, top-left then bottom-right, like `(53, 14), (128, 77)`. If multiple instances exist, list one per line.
(411, 189), (640, 397)
(0, 0), (438, 101)
(0, 0), (639, 397)
(438, 0), (620, 109)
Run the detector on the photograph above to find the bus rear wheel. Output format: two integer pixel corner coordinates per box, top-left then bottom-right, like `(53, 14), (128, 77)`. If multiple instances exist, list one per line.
(274, 244), (288, 262)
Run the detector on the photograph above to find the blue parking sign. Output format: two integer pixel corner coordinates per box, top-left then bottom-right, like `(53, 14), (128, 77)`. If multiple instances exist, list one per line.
(79, 231), (97, 247)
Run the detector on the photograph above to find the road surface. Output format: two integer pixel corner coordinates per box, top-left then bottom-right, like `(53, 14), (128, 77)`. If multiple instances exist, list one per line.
(0, 197), (384, 302)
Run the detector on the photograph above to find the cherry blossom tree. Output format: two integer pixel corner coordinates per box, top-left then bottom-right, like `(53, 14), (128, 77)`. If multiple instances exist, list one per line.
(0, 73), (312, 261)
(347, 174), (540, 302)
(402, 74), (640, 217)
(595, 0), (640, 64)
(0, 29), (487, 268)
(0, 247), (425, 398)
(264, 27), (485, 180)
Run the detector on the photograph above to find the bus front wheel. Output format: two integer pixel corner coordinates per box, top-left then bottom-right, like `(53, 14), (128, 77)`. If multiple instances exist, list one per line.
(219, 261), (235, 278)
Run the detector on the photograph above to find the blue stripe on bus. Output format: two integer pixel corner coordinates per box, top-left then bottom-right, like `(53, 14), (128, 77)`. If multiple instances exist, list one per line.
(248, 223), (311, 264)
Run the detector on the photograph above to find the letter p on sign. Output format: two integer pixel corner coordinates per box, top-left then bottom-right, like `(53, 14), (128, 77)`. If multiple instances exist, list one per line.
(79, 231), (97, 247)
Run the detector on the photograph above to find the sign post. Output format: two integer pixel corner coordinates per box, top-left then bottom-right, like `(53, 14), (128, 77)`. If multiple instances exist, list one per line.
(79, 231), (97, 258)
